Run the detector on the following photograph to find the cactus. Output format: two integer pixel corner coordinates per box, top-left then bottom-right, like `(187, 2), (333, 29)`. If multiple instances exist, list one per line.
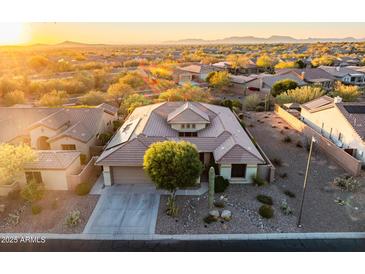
(208, 166), (215, 209)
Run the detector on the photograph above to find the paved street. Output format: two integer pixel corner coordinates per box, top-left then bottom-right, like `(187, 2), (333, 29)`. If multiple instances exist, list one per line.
(1, 238), (364, 251)
(84, 184), (160, 235)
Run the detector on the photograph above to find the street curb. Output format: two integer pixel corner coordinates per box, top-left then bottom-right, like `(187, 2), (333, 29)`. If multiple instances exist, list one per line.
(1, 232), (365, 241)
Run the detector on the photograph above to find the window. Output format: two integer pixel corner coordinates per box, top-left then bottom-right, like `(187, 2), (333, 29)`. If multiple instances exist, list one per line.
(178, 132), (198, 137)
(231, 164), (246, 178)
(186, 124), (191, 129)
(181, 124), (185, 129)
(192, 124), (196, 129)
(61, 144), (76, 150)
(25, 171), (42, 184)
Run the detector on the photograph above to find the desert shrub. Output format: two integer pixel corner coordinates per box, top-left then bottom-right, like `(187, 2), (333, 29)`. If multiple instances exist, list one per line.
(282, 136), (292, 143)
(252, 175), (268, 186)
(21, 180), (45, 203)
(31, 204), (42, 215)
(75, 182), (92, 196)
(79, 90), (106, 105)
(332, 82), (361, 102)
(334, 176), (361, 192)
(203, 214), (218, 224)
(271, 79), (298, 97)
(214, 176), (229, 193)
(271, 157), (282, 167)
(3, 90), (25, 106)
(280, 200), (293, 215)
(39, 90), (68, 106)
(65, 210), (81, 228)
(259, 205), (274, 219)
(113, 120), (123, 131)
(213, 200), (225, 208)
(296, 141), (303, 148)
(242, 94), (260, 111)
(275, 86), (324, 105)
(256, 194), (273, 205)
(166, 196), (178, 217)
(283, 190), (296, 198)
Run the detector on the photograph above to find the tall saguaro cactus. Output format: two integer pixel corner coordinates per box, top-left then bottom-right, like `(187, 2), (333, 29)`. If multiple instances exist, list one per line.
(208, 166), (215, 209)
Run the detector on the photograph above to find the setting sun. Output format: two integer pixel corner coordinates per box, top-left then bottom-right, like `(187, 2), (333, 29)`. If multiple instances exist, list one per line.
(0, 23), (26, 45)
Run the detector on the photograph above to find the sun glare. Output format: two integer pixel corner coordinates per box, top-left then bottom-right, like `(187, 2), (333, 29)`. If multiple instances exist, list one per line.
(0, 23), (26, 45)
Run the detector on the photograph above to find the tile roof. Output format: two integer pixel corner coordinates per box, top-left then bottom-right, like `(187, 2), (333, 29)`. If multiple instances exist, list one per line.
(96, 101), (265, 166)
(24, 150), (80, 170)
(260, 73), (307, 88)
(276, 68), (335, 82)
(319, 66), (364, 77)
(336, 102), (365, 140)
(167, 102), (210, 123)
(0, 103), (116, 143)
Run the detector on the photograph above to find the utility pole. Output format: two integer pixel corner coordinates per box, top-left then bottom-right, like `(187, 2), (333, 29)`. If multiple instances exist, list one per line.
(297, 136), (316, 228)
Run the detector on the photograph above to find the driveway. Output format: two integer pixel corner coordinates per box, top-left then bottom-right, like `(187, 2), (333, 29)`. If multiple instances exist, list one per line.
(84, 184), (160, 235)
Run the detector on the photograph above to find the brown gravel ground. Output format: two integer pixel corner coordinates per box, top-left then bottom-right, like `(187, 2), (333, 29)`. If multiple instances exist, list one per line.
(0, 191), (99, 234)
(156, 111), (365, 234)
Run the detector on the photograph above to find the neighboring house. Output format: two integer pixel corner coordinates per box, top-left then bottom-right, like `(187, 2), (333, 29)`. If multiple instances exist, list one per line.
(229, 74), (258, 95)
(96, 102), (270, 186)
(0, 103), (118, 161)
(212, 60), (261, 75)
(173, 64), (217, 84)
(276, 68), (336, 91)
(319, 66), (365, 86)
(333, 56), (361, 67)
(20, 150), (82, 190)
(246, 72), (307, 94)
(301, 95), (365, 163)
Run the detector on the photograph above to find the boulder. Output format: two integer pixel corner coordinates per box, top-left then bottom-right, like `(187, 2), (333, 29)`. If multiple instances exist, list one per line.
(209, 210), (220, 219)
(221, 210), (232, 221)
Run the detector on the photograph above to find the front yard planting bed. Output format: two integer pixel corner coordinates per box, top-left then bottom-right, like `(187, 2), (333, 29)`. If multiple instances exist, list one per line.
(0, 191), (99, 234)
(156, 111), (365, 234)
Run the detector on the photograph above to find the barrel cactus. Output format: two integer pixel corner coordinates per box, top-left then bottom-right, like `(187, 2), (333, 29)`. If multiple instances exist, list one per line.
(208, 166), (215, 208)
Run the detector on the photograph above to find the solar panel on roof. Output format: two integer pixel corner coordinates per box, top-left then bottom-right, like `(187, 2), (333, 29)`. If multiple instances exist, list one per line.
(105, 118), (141, 150)
(344, 105), (365, 114)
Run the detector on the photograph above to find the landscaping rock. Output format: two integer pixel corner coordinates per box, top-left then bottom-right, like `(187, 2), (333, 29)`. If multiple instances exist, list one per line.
(221, 210), (232, 221)
(208, 210), (220, 219)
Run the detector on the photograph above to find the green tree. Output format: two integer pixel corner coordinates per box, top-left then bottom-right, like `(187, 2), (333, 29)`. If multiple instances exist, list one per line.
(206, 71), (230, 89)
(120, 94), (151, 116)
(271, 79), (299, 97)
(275, 86), (324, 104)
(3, 90), (25, 106)
(107, 82), (133, 104)
(143, 141), (203, 207)
(158, 83), (209, 102)
(256, 55), (276, 71)
(79, 90), (106, 105)
(39, 90), (68, 107)
(332, 82), (361, 102)
(0, 144), (36, 186)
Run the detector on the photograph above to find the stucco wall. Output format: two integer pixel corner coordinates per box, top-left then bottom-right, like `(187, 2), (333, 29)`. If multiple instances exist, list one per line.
(171, 123), (206, 132)
(245, 164), (257, 184)
(301, 106), (365, 162)
(50, 136), (96, 159)
(30, 126), (58, 149)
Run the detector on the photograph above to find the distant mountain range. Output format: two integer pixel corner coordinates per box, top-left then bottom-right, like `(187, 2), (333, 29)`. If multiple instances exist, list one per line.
(164, 35), (365, 44)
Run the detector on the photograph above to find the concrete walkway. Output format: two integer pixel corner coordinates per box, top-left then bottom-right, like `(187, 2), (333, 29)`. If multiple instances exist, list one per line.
(84, 184), (160, 235)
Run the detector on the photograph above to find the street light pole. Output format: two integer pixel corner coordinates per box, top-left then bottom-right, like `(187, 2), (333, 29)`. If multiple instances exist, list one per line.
(297, 136), (316, 228)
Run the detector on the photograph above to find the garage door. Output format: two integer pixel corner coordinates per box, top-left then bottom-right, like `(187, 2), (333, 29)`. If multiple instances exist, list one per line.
(112, 166), (151, 184)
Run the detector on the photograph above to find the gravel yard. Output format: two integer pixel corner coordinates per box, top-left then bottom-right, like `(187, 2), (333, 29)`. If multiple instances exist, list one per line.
(156, 111), (365, 234)
(0, 191), (99, 234)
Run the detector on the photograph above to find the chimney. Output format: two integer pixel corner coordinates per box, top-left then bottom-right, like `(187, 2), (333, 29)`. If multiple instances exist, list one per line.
(336, 66), (340, 72)
(300, 71), (305, 80)
(334, 96), (342, 104)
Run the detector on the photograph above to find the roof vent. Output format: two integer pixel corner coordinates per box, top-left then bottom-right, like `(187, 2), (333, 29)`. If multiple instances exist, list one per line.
(334, 96), (342, 104)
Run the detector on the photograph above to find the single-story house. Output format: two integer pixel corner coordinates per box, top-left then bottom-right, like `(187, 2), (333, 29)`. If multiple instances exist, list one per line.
(276, 68), (336, 91)
(20, 150), (82, 190)
(246, 72), (307, 94)
(300, 95), (365, 163)
(229, 74), (258, 95)
(212, 60), (261, 75)
(319, 66), (365, 86)
(96, 101), (272, 186)
(173, 64), (217, 84)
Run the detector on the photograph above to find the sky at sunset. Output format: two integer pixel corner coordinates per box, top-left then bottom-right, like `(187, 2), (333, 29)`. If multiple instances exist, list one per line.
(1, 22), (365, 45)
